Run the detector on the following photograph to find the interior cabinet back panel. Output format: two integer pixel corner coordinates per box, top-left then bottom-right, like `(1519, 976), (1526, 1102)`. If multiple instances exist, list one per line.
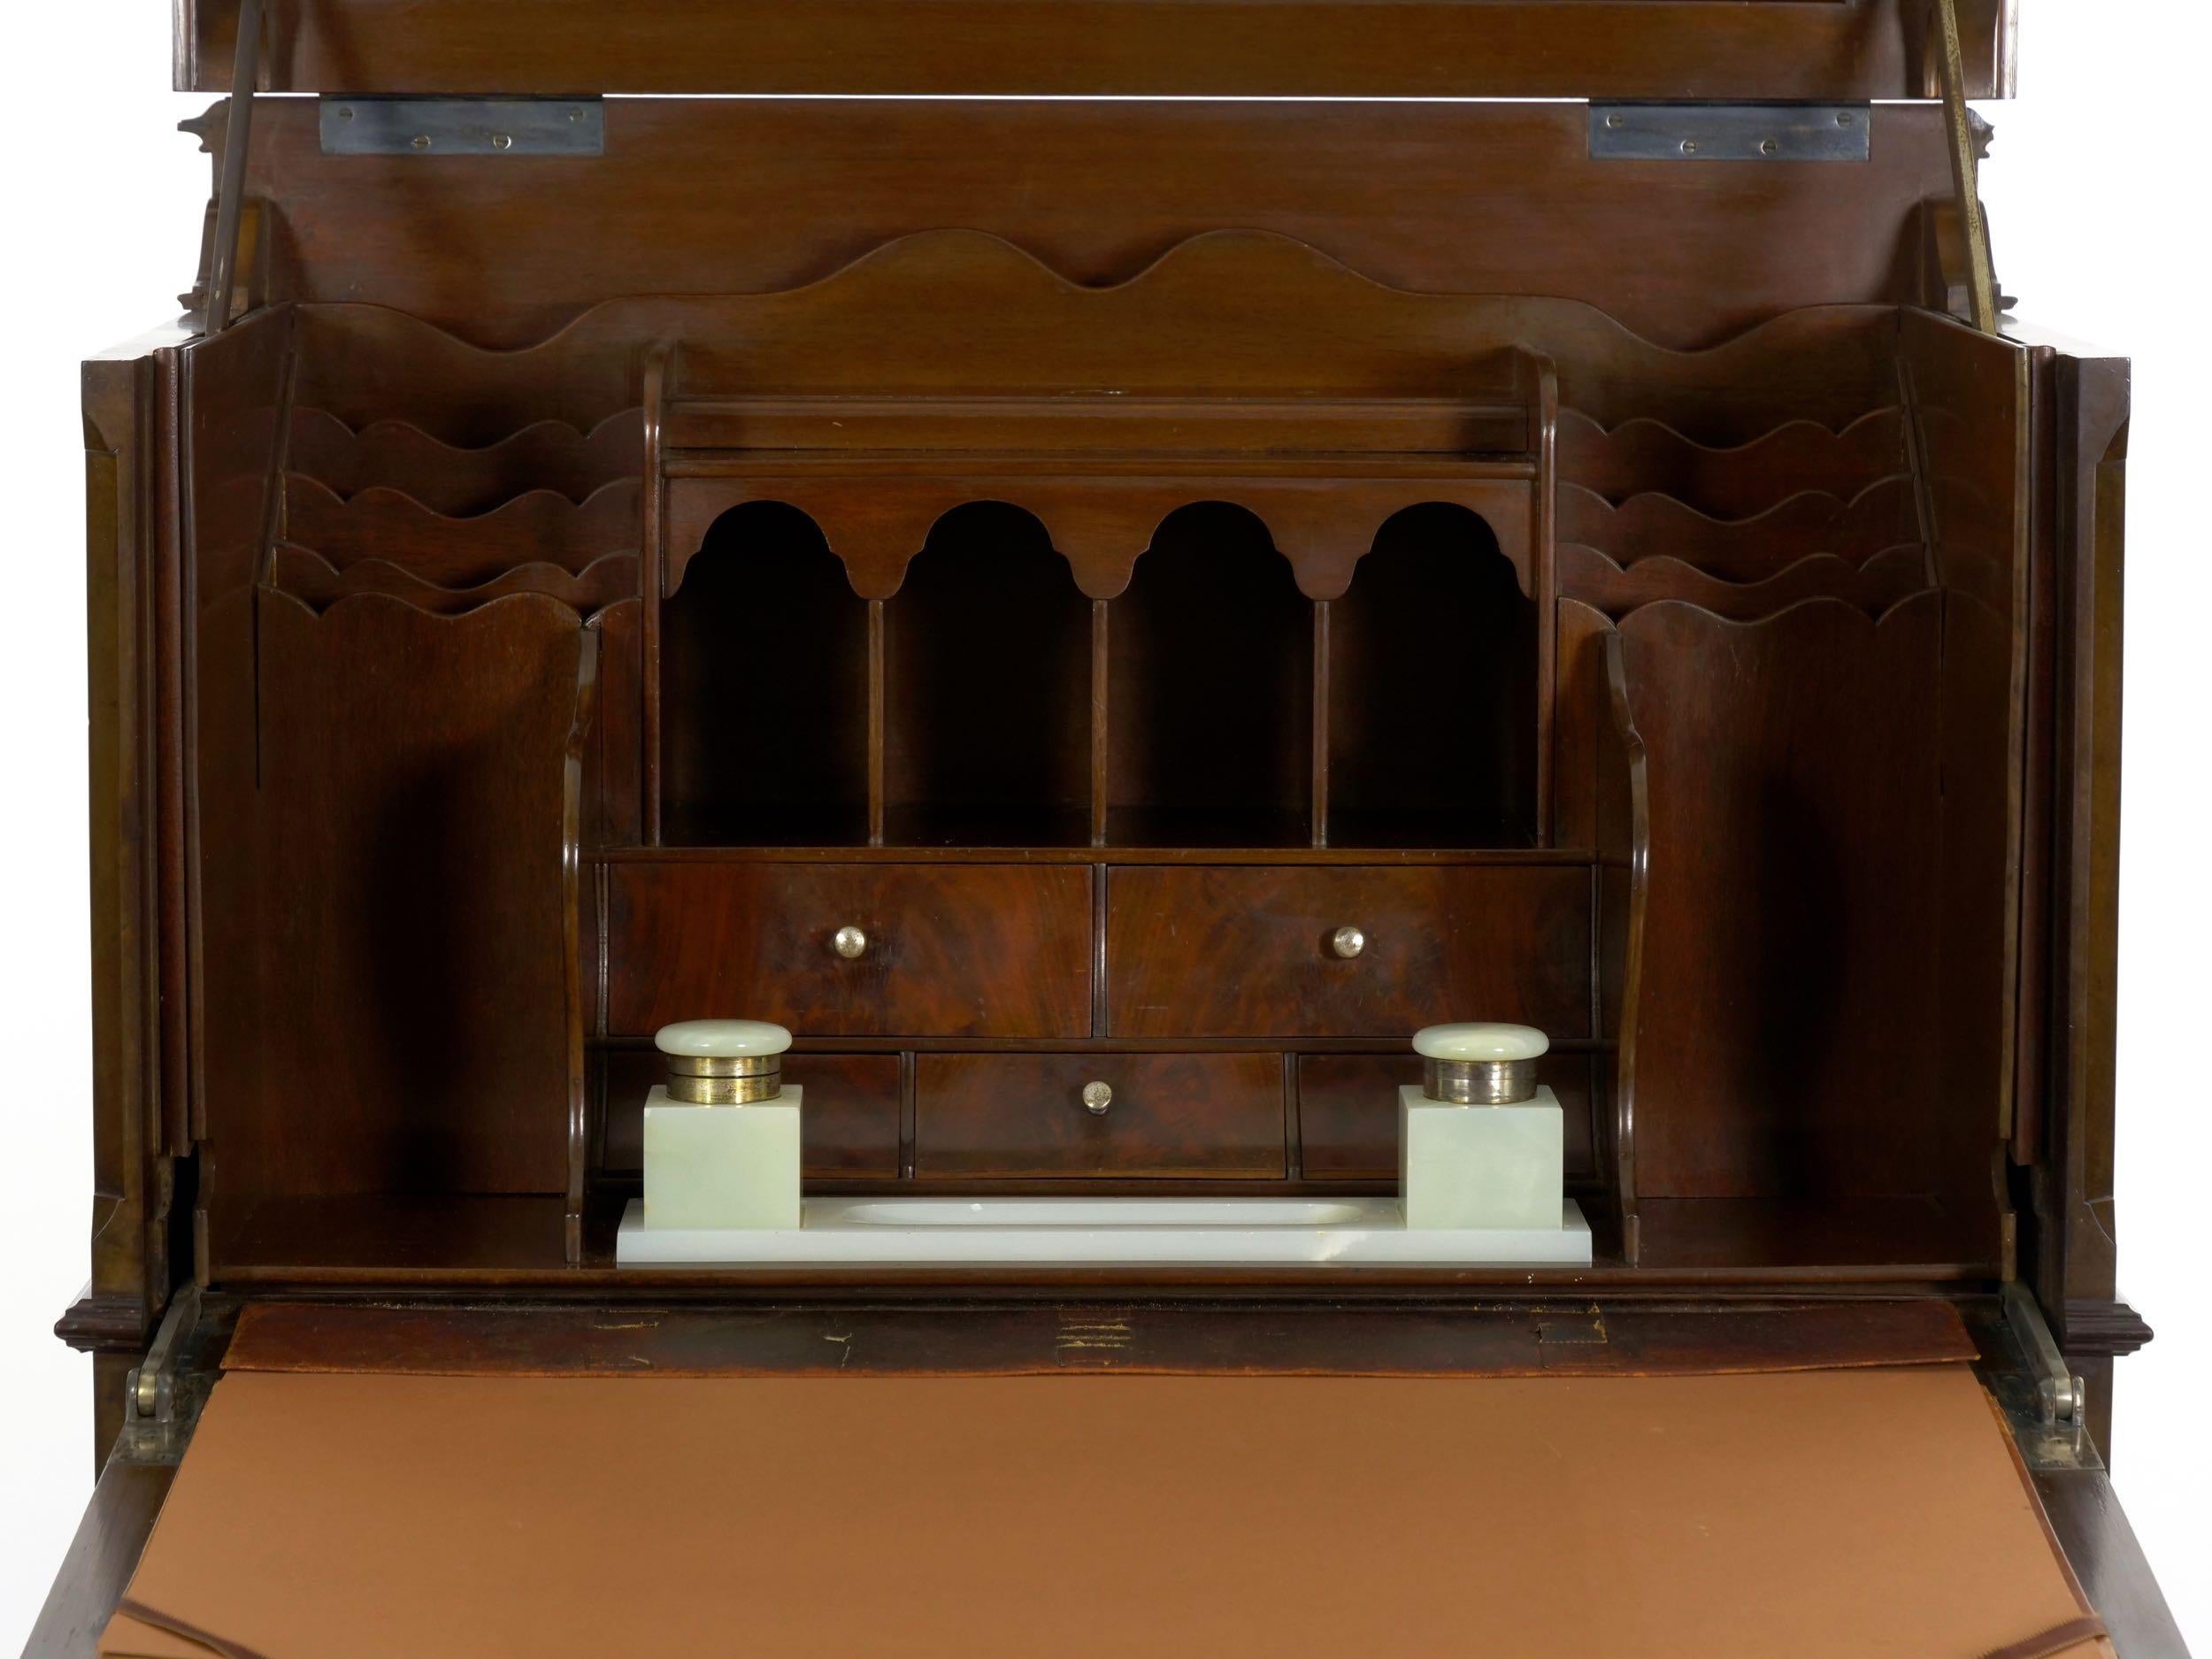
(227, 99), (1956, 350)
(1106, 866), (1591, 1040)
(603, 863), (1094, 1038)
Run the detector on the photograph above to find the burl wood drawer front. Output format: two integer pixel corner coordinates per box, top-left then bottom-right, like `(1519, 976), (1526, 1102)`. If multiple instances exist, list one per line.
(605, 864), (1093, 1038)
(914, 1053), (1287, 1179)
(1106, 866), (1591, 1039)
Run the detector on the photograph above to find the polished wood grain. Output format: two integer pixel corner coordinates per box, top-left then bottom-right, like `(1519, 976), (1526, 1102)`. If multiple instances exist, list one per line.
(180, 1), (2013, 103)
(202, 594), (589, 1208)
(1617, 596), (1953, 1203)
(219, 1299), (1980, 1381)
(603, 862), (1094, 1038)
(227, 99), (1957, 351)
(1106, 865), (1591, 1039)
(914, 1053), (1286, 1179)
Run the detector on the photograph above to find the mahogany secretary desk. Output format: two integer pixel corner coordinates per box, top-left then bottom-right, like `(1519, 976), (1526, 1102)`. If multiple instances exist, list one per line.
(27, 2), (2186, 1655)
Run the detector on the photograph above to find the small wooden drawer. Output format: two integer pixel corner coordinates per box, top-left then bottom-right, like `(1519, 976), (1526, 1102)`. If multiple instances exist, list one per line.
(600, 1048), (902, 1180)
(1297, 1052), (1596, 1180)
(605, 862), (1093, 1038)
(1105, 865), (1591, 1039)
(914, 1053), (1287, 1179)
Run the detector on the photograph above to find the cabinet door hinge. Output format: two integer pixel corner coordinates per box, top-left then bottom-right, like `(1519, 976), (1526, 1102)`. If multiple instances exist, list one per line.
(118, 1285), (206, 1465)
(320, 97), (606, 157)
(1997, 1281), (2093, 1470)
(1588, 104), (1870, 163)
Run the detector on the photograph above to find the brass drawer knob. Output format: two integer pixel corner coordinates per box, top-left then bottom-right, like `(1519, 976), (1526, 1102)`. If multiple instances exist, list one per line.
(1080, 1080), (1114, 1115)
(832, 925), (869, 960)
(1330, 925), (1366, 959)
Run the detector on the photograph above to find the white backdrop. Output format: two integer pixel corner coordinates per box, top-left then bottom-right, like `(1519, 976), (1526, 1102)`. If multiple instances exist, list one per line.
(2, 4), (2203, 1650)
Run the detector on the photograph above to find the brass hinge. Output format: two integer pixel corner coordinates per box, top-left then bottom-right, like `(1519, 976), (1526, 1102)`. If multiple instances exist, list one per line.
(1996, 1282), (2093, 1471)
(118, 1285), (207, 1465)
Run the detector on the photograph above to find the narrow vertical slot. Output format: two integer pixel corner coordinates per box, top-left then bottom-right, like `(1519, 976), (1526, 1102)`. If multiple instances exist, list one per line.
(1329, 503), (1536, 849)
(661, 503), (870, 846)
(1311, 602), (1332, 849)
(1091, 599), (1111, 847)
(1107, 503), (1313, 847)
(867, 598), (887, 847)
(641, 349), (669, 847)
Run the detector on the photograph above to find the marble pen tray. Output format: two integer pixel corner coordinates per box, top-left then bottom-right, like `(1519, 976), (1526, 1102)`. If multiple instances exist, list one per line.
(615, 1195), (1593, 1266)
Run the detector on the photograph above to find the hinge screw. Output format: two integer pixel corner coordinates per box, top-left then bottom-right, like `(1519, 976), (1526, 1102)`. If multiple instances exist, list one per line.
(1680, 139), (1698, 155)
(1760, 138), (1778, 156)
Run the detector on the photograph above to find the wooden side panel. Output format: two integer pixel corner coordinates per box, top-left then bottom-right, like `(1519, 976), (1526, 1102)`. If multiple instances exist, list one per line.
(206, 595), (587, 1207)
(230, 99), (1957, 351)
(2032, 350), (2133, 1365)
(75, 341), (178, 1379)
(180, 0), (2012, 98)
(1902, 311), (2032, 1255)
(1618, 596), (1947, 1202)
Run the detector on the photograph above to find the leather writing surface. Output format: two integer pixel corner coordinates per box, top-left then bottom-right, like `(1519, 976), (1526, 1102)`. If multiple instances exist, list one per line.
(104, 1367), (2105, 1658)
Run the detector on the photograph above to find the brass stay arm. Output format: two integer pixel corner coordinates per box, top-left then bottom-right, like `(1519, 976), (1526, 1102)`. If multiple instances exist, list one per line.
(1933, 0), (2001, 335)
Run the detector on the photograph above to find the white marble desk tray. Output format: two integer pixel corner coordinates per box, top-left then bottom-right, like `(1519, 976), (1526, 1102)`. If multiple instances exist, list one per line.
(615, 1194), (1592, 1267)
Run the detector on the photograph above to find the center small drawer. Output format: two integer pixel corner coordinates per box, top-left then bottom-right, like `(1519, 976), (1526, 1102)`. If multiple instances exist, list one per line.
(604, 862), (1093, 1038)
(914, 1053), (1288, 1179)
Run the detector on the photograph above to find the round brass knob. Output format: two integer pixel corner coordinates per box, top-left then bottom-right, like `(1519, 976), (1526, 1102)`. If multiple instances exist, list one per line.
(1080, 1080), (1113, 1116)
(832, 926), (868, 960)
(1330, 926), (1366, 960)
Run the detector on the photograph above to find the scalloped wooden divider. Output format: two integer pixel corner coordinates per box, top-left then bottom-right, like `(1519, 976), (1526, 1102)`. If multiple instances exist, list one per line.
(1555, 407), (1909, 520)
(269, 546), (641, 618)
(281, 475), (641, 581)
(285, 407), (645, 515)
(1558, 478), (1921, 581)
(1559, 547), (1931, 622)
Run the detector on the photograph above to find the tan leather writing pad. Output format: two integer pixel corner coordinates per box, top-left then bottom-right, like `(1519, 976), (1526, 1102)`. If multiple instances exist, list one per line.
(103, 1366), (2104, 1658)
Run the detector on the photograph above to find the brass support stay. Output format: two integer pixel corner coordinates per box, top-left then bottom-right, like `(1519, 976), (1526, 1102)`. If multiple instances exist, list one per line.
(1933, 0), (2001, 334)
(202, 0), (264, 336)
